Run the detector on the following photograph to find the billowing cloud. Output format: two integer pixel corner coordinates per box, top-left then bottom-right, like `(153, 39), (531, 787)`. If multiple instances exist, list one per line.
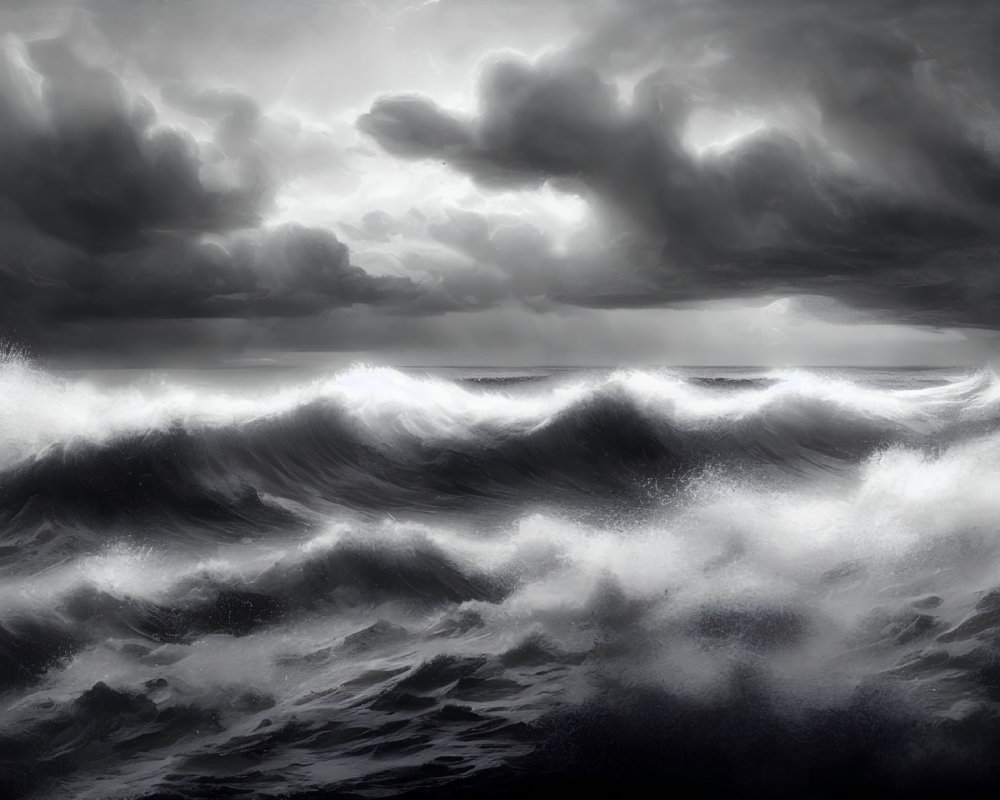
(0, 36), (261, 253)
(359, 0), (1000, 328)
(6, 225), (422, 319)
(0, 30), (432, 354)
(3, 0), (1000, 364)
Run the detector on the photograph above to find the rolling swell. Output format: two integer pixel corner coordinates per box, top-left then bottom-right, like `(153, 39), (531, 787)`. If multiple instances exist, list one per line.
(0, 529), (508, 691)
(0, 389), (691, 531)
(4, 363), (1000, 798)
(2, 365), (994, 537)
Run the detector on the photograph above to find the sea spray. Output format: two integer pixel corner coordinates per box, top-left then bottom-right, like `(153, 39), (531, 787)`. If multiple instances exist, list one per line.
(2, 363), (1000, 797)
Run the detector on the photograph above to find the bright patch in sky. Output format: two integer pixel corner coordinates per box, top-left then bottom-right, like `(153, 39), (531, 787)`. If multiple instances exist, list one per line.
(682, 107), (767, 156)
(480, 183), (590, 229)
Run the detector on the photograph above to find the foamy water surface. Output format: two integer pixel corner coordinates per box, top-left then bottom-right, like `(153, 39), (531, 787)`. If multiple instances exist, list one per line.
(2, 360), (1000, 798)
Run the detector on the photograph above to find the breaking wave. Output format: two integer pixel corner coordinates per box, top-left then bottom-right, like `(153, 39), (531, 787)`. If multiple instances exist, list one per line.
(3, 359), (1000, 798)
(1, 362), (996, 533)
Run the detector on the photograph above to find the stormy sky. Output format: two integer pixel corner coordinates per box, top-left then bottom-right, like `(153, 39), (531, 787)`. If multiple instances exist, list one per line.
(2, 0), (1000, 365)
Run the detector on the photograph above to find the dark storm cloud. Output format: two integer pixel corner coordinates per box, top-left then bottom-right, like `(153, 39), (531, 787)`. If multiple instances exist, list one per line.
(6, 0), (1000, 361)
(0, 36), (261, 254)
(0, 219), (428, 346)
(359, 0), (1000, 328)
(0, 32), (430, 352)
(361, 94), (474, 160)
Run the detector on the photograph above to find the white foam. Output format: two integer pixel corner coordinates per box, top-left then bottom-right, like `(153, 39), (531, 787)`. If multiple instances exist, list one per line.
(2, 359), (996, 469)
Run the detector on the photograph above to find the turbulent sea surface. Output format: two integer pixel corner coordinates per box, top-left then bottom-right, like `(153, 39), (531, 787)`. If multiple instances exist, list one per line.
(4, 359), (1000, 797)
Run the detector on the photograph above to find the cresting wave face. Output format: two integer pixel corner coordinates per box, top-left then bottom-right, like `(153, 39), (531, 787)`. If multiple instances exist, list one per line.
(2, 359), (1000, 798)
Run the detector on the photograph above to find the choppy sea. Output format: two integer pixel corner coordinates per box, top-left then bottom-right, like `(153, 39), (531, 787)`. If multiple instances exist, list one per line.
(3, 358), (1000, 797)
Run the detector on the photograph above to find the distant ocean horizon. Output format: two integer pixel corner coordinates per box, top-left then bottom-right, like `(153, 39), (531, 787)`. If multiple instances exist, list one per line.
(3, 357), (1000, 797)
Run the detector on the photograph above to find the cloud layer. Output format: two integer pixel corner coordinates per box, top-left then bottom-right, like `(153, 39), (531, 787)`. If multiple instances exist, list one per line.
(0, 26), (429, 354)
(2, 0), (1000, 363)
(359, 0), (1000, 328)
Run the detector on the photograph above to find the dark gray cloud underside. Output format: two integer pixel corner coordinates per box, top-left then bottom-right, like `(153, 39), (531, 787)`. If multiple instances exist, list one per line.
(4, 0), (1000, 362)
(0, 34), (433, 352)
(359, 0), (1000, 328)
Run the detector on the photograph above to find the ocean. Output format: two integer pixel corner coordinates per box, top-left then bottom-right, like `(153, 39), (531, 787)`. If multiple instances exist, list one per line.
(2, 359), (1000, 798)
